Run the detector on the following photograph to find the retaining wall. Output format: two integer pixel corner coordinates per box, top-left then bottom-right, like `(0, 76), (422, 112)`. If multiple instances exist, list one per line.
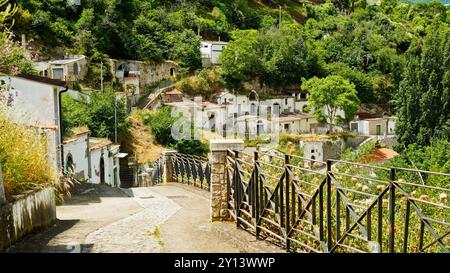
(0, 188), (56, 251)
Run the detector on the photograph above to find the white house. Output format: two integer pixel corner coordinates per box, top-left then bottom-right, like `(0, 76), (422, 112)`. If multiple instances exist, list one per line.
(301, 139), (341, 162)
(350, 117), (396, 136)
(273, 113), (317, 134)
(1, 74), (126, 187)
(200, 41), (228, 67)
(89, 138), (123, 186)
(63, 131), (126, 187)
(62, 128), (91, 181)
(1, 74), (68, 171)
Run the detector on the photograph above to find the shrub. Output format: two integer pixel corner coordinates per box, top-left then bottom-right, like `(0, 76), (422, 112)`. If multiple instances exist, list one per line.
(0, 112), (57, 201)
(174, 140), (209, 157)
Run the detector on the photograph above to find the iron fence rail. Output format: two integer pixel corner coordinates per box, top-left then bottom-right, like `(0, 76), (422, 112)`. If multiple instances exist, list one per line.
(226, 149), (450, 253)
(152, 153), (211, 191)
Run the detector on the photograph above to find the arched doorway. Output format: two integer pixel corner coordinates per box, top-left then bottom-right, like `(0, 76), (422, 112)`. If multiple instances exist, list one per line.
(65, 154), (74, 175)
(100, 157), (105, 184)
(257, 120), (264, 136)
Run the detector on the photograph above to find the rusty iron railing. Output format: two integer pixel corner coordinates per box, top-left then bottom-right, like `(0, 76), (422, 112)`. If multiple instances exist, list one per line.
(226, 149), (450, 253)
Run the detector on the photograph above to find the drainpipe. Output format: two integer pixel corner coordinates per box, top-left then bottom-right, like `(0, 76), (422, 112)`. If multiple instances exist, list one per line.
(58, 86), (69, 173)
(87, 131), (92, 181)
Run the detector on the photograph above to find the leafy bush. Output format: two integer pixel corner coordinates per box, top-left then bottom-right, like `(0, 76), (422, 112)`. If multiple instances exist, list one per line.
(174, 140), (209, 157)
(141, 107), (209, 156)
(61, 86), (128, 139)
(0, 112), (57, 200)
(142, 106), (179, 147)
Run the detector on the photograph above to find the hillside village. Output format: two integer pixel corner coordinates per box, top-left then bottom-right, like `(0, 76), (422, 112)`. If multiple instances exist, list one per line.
(0, 0), (449, 254)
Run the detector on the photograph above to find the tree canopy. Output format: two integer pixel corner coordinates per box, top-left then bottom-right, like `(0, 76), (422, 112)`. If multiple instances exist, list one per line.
(302, 75), (360, 132)
(395, 20), (450, 148)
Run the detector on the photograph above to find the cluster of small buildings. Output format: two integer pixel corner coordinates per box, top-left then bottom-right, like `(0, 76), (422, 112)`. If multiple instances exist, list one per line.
(32, 54), (179, 109)
(0, 73), (127, 187)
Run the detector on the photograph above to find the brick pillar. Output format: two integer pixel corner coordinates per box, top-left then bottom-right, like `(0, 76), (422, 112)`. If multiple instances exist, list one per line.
(0, 163), (6, 205)
(163, 150), (177, 184)
(210, 139), (244, 221)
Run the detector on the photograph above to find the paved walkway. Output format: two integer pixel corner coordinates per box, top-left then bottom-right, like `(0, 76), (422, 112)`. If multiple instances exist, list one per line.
(6, 183), (280, 253)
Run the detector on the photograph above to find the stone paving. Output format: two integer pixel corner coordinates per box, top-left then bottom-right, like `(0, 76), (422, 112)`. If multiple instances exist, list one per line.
(84, 188), (180, 253)
(6, 183), (283, 253)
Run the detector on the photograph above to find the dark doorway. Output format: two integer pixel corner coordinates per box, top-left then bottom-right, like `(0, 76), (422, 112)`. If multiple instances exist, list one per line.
(65, 154), (74, 175)
(100, 157), (105, 184)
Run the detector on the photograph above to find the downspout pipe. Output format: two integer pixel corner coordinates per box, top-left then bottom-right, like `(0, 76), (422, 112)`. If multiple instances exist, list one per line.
(58, 86), (69, 173)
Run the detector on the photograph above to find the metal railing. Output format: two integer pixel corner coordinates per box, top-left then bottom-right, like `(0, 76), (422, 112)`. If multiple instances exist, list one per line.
(152, 153), (211, 191)
(151, 157), (164, 186)
(226, 149), (450, 253)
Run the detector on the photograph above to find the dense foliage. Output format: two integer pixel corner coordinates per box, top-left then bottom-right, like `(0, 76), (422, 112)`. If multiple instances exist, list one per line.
(142, 106), (209, 156)
(220, 0), (449, 106)
(395, 21), (450, 148)
(302, 75), (360, 131)
(11, 0), (299, 71)
(61, 87), (128, 139)
(0, 0), (34, 75)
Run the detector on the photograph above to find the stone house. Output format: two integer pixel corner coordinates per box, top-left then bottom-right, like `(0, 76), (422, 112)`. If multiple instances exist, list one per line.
(273, 113), (317, 134)
(161, 89), (183, 103)
(34, 55), (88, 82)
(111, 59), (178, 95)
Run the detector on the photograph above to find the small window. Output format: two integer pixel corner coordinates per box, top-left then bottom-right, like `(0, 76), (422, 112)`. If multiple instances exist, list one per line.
(285, 98), (288, 105)
(311, 149), (315, 153)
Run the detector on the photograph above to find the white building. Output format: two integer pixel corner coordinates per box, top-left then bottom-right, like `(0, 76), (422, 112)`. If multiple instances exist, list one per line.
(1, 74), (68, 171)
(273, 113), (317, 134)
(301, 139), (341, 162)
(350, 117), (396, 136)
(1, 74), (126, 187)
(200, 41), (228, 67)
(89, 138), (123, 186)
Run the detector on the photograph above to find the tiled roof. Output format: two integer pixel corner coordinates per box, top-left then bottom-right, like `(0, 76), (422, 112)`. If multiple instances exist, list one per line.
(89, 138), (112, 150)
(364, 148), (399, 162)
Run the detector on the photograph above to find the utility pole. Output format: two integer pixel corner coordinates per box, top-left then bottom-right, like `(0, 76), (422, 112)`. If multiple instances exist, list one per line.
(114, 97), (118, 144)
(279, 5), (282, 30)
(100, 60), (104, 92)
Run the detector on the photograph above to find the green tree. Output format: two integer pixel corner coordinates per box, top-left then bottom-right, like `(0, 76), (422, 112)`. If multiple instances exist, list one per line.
(395, 21), (450, 148)
(61, 87), (128, 139)
(142, 106), (179, 146)
(302, 75), (360, 132)
(0, 0), (34, 75)
(220, 29), (263, 89)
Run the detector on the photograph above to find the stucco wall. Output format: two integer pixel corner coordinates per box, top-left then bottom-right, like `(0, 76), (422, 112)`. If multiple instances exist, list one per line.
(90, 147), (116, 186)
(63, 134), (89, 181)
(2, 76), (58, 126)
(0, 188), (56, 252)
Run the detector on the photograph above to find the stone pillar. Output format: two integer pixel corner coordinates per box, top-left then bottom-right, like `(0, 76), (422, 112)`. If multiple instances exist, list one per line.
(163, 150), (177, 184)
(210, 139), (244, 221)
(0, 163), (6, 205)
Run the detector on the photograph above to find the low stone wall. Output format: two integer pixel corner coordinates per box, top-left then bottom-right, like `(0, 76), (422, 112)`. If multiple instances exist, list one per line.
(0, 188), (56, 251)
